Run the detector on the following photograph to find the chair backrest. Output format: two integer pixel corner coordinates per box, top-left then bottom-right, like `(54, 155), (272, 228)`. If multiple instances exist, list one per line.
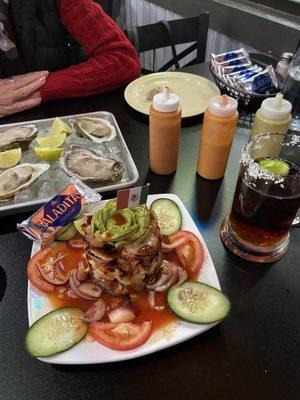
(126, 13), (209, 73)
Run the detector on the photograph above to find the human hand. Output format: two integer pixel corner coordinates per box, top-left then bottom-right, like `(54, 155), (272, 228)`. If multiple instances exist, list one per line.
(0, 70), (49, 116)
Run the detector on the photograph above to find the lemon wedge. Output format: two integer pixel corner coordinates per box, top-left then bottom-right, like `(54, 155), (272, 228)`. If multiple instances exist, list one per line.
(34, 147), (63, 162)
(51, 117), (72, 136)
(36, 132), (66, 148)
(0, 148), (22, 168)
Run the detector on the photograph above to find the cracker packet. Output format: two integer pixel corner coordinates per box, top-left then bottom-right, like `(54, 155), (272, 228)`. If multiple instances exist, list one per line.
(211, 48), (248, 63)
(17, 179), (101, 242)
(239, 65), (278, 94)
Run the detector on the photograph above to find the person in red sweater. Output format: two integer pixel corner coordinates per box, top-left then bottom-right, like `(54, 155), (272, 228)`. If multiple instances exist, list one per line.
(0, 0), (140, 116)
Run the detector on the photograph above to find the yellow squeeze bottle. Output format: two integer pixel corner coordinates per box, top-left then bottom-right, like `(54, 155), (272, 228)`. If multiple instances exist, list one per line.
(251, 93), (292, 138)
(251, 93), (292, 160)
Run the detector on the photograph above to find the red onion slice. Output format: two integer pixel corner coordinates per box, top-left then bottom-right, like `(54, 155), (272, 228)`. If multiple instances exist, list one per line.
(155, 267), (178, 292)
(67, 239), (87, 249)
(78, 282), (102, 298)
(148, 290), (155, 309)
(71, 268), (81, 287)
(76, 261), (90, 282)
(146, 260), (173, 290)
(161, 238), (187, 253)
(81, 298), (106, 323)
(146, 273), (170, 290)
(108, 304), (137, 323)
(69, 270), (96, 301)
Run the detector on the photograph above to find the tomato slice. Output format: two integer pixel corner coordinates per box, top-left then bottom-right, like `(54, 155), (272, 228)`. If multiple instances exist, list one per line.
(90, 321), (152, 351)
(37, 251), (69, 285)
(167, 230), (204, 275)
(27, 248), (55, 293)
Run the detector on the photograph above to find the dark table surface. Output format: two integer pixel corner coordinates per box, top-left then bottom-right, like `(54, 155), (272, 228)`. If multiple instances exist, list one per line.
(0, 63), (299, 400)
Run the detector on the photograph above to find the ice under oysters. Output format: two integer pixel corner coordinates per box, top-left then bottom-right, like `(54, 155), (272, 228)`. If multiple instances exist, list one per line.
(69, 116), (116, 143)
(0, 163), (50, 202)
(0, 125), (37, 152)
(60, 145), (124, 184)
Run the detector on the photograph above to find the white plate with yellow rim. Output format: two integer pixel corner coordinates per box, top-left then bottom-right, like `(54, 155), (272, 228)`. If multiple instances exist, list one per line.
(124, 72), (220, 118)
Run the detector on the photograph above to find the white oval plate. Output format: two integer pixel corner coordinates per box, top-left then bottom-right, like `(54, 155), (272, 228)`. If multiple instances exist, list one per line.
(124, 72), (220, 118)
(28, 193), (222, 364)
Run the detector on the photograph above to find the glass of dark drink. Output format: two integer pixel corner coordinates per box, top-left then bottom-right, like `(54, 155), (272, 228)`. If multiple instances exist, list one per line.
(220, 133), (300, 263)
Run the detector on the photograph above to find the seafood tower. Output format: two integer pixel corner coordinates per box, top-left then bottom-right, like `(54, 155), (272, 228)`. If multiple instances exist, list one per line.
(83, 199), (163, 296)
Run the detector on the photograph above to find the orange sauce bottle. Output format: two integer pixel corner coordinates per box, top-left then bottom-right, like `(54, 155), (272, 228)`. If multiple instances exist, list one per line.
(149, 87), (181, 175)
(197, 94), (238, 180)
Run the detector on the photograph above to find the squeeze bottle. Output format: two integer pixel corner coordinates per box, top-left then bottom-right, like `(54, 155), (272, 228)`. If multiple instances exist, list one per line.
(250, 93), (292, 138)
(197, 94), (238, 180)
(149, 87), (181, 175)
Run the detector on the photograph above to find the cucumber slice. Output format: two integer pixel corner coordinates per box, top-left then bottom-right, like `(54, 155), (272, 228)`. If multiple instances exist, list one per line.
(74, 217), (86, 236)
(167, 281), (230, 324)
(56, 222), (77, 241)
(26, 307), (87, 357)
(150, 198), (182, 235)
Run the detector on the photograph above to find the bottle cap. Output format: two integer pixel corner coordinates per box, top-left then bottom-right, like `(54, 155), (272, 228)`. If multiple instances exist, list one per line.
(208, 94), (238, 117)
(281, 52), (293, 61)
(152, 87), (180, 112)
(260, 93), (292, 120)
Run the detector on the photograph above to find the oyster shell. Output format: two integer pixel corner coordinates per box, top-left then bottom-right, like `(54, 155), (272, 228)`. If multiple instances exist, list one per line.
(0, 163), (49, 202)
(69, 117), (116, 143)
(60, 145), (124, 184)
(0, 125), (38, 152)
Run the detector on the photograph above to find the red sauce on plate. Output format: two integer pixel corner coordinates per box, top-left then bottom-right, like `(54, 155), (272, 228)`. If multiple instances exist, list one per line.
(46, 242), (180, 331)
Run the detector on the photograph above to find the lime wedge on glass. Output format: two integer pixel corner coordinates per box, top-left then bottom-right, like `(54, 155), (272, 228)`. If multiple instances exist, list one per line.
(34, 147), (63, 162)
(259, 158), (290, 176)
(36, 132), (66, 148)
(74, 218), (86, 236)
(51, 117), (72, 136)
(0, 147), (22, 168)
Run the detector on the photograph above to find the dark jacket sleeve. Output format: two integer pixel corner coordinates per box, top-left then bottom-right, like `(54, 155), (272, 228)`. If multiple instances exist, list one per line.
(40, 0), (140, 101)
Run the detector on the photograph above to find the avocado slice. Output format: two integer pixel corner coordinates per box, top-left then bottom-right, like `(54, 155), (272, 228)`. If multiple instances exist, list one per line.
(90, 199), (152, 248)
(129, 205), (151, 246)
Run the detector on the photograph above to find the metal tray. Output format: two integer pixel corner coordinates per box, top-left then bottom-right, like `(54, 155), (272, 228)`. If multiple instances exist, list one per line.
(0, 111), (139, 216)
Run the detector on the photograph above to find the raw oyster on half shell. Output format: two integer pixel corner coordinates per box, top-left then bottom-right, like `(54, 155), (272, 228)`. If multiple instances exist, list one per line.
(60, 145), (124, 184)
(0, 125), (38, 152)
(0, 163), (50, 202)
(69, 116), (116, 143)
